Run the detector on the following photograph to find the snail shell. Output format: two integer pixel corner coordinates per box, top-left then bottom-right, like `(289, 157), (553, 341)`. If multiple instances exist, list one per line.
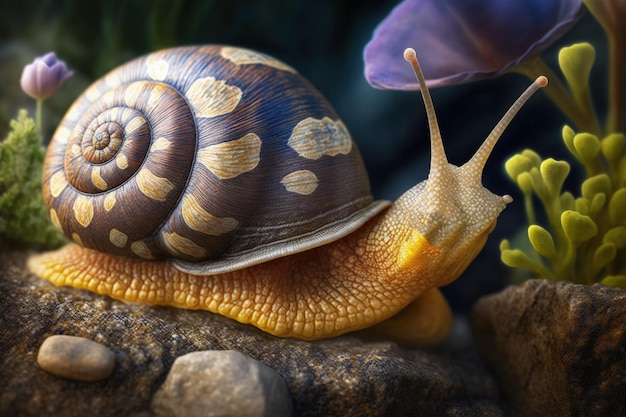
(44, 45), (389, 273)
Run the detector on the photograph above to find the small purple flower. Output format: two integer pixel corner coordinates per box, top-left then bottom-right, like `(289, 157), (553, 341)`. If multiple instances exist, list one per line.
(364, 0), (585, 90)
(20, 52), (74, 100)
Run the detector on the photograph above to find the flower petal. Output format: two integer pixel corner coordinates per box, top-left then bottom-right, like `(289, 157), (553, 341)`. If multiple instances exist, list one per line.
(20, 52), (74, 100)
(364, 0), (585, 90)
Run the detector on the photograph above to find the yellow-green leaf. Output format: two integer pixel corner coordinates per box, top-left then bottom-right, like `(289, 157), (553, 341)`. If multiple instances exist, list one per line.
(529, 167), (547, 197)
(590, 193), (606, 215)
(575, 197), (591, 215)
(561, 210), (598, 243)
(505, 154), (534, 182)
(540, 158), (570, 195)
(609, 188), (626, 225)
(562, 125), (576, 155)
(601, 133), (625, 161)
(581, 174), (611, 200)
(600, 275), (626, 289)
(501, 248), (539, 269)
(517, 172), (534, 194)
(603, 226), (626, 249)
(573, 133), (601, 162)
(520, 149), (542, 167)
(593, 243), (616, 269)
(528, 225), (557, 258)
(558, 43), (595, 103)
(560, 192), (575, 211)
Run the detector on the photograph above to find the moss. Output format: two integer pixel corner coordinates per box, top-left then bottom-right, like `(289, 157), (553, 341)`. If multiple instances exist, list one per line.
(0, 110), (64, 249)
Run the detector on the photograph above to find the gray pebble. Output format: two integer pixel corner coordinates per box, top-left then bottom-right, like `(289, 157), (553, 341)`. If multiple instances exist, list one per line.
(152, 350), (292, 417)
(37, 335), (116, 382)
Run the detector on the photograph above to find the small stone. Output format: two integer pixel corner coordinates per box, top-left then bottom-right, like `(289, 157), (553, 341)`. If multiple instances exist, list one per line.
(151, 350), (292, 417)
(472, 279), (626, 417)
(37, 335), (116, 382)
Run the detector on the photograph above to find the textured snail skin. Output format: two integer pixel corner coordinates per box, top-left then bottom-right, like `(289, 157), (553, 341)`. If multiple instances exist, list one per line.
(28, 46), (546, 346)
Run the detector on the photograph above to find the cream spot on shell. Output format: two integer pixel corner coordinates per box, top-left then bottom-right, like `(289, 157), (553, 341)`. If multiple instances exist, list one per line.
(124, 82), (145, 107)
(146, 57), (169, 81)
(72, 233), (84, 246)
(121, 107), (134, 120)
(109, 229), (128, 248)
(91, 166), (107, 190)
(148, 84), (167, 108)
(131, 241), (154, 259)
(181, 194), (238, 236)
(70, 143), (81, 156)
(116, 153), (128, 170)
(220, 46), (297, 73)
(73, 196), (94, 228)
(49, 208), (63, 232)
(150, 137), (171, 152)
(280, 170), (319, 195)
(162, 232), (206, 259)
(197, 133), (261, 179)
(125, 116), (147, 134)
(103, 191), (116, 212)
(50, 172), (68, 198)
(85, 84), (101, 102)
(101, 89), (116, 108)
(104, 72), (122, 89)
(288, 117), (352, 160)
(54, 126), (72, 145)
(136, 168), (174, 201)
(101, 108), (119, 123)
(186, 76), (242, 118)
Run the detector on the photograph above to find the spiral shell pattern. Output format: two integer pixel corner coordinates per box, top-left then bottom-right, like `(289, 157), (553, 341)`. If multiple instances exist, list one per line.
(44, 45), (386, 269)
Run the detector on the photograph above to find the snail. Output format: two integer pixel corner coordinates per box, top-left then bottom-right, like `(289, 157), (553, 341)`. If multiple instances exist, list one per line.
(28, 45), (547, 346)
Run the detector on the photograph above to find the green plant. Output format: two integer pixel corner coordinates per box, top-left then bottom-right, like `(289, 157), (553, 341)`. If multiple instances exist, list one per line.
(0, 110), (64, 248)
(501, 127), (626, 288)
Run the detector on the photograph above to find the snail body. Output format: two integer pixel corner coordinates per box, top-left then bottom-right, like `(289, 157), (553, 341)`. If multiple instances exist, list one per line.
(29, 45), (546, 346)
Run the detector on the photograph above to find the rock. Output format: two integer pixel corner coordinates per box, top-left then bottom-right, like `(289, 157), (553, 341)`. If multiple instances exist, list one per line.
(37, 335), (116, 381)
(152, 350), (292, 417)
(0, 251), (503, 417)
(471, 279), (626, 417)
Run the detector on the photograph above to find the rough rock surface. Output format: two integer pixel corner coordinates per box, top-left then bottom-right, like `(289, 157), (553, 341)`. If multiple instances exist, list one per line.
(472, 279), (626, 417)
(152, 350), (292, 417)
(37, 334), (116, 381)
(0, 251), (503, 417)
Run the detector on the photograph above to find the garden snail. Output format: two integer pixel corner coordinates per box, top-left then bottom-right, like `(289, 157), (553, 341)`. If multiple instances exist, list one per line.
(28, 45), (547, 346)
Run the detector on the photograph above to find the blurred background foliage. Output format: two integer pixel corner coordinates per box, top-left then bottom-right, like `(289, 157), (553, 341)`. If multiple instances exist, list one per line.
(0, 0), (609, 310)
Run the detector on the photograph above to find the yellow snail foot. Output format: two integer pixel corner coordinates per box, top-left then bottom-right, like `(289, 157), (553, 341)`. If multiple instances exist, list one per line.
(28, 244), (452, 346)
(355, 287), (453, 348)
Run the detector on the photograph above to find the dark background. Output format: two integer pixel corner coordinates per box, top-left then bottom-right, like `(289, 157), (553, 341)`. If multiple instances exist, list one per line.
(0, 0), (609, 311)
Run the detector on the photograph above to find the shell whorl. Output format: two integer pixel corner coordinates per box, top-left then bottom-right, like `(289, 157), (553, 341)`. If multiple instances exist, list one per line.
(44, 45), (387, 268)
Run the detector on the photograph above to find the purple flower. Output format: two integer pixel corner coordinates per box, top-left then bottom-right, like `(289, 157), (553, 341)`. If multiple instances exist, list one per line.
(20, 52), (74, 100)
(364, 0), (585, 90)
